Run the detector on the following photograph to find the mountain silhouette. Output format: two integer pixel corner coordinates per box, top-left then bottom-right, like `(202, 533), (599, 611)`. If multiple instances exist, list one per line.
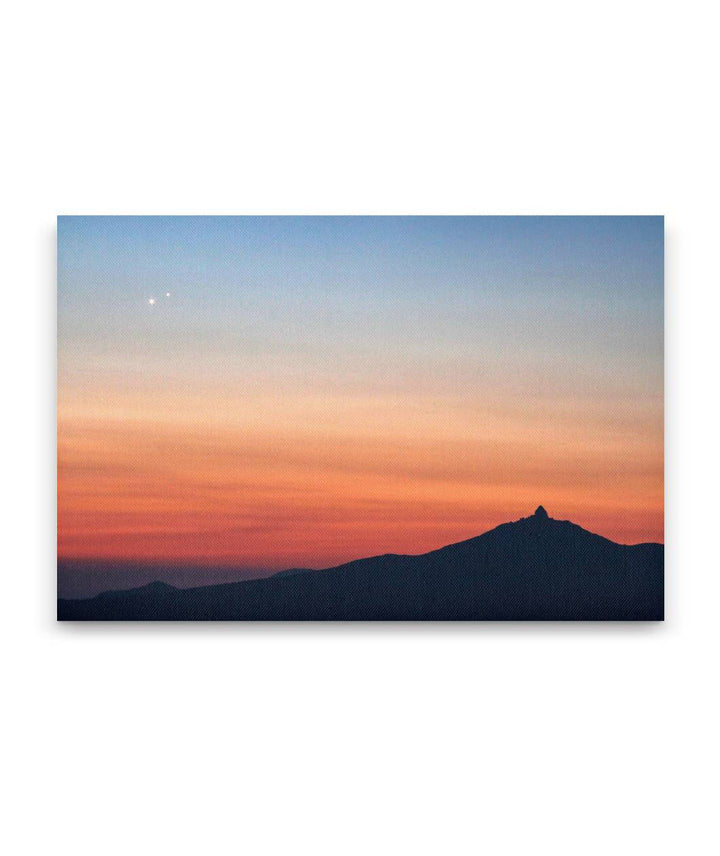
(57, 508), (663, 620)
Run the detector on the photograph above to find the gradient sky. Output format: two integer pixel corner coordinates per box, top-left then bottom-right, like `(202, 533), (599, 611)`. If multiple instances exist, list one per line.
(58, 216), (664, 571)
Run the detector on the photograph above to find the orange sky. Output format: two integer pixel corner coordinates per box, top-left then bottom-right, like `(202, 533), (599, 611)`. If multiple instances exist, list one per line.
(58, 382), (663, 568)
(58, 216), (663, 569)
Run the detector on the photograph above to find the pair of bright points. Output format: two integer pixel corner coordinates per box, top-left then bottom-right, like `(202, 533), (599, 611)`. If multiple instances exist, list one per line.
(148, 293), (171, 305)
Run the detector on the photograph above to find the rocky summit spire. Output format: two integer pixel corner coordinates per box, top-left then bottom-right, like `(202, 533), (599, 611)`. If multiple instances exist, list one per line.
(534, 505), (549, 519)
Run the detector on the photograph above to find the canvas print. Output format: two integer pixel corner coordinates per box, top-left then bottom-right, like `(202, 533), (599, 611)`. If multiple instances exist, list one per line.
(57, 216), (664, 620)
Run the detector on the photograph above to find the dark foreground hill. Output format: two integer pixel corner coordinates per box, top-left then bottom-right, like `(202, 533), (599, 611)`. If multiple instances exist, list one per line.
(57, 507), (663, 621)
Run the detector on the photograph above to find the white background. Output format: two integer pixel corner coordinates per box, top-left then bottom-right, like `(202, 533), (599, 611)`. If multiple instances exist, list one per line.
(2, 2), (719, 854)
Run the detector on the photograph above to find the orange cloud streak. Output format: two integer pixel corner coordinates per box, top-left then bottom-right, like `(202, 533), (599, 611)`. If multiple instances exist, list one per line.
(58, 383), (664, 567)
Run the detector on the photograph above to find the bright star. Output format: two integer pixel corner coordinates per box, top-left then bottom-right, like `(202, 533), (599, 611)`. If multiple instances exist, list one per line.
(148, 298), (156, 305)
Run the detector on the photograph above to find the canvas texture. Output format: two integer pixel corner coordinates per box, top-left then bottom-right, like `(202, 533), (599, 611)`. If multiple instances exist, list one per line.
(57, 216), (664, 620)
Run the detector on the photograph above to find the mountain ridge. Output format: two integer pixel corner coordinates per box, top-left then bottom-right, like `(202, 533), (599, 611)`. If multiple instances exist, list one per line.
(57, 508), (664, 621)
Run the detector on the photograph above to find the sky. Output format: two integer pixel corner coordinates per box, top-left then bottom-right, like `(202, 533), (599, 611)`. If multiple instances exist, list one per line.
(58, 216), (664, 573)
